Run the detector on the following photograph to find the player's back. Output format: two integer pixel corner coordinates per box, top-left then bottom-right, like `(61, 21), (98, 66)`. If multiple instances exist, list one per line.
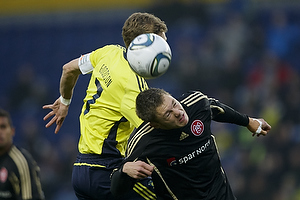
(78, 45), (148, 157)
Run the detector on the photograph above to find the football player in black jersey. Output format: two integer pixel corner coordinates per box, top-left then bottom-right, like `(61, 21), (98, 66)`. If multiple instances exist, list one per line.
(0, 109), (45, 200)
(111, 88), (271, 200)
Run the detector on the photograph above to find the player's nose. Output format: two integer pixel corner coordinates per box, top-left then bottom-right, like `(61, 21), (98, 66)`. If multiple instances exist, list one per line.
(174, 109), (181, 117)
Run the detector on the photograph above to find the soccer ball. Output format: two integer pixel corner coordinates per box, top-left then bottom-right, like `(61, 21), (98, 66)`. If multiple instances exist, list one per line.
(127, 33), (172, 79)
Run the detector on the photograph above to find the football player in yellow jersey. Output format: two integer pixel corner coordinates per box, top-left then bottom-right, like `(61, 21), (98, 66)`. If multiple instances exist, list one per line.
(43, 12), (167, 200)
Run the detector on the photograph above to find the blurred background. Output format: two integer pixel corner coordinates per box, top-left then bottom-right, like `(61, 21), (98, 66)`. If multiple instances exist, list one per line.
(1, 0), (300, 199)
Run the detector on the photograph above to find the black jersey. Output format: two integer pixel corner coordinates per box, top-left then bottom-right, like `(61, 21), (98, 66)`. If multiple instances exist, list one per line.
(111, 91), (249, 200)
(0, 145), (44, 200)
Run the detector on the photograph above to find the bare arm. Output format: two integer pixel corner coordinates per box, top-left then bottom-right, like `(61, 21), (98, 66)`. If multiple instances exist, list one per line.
(59, 59), (81, 99)
(43, 58), (81, 133)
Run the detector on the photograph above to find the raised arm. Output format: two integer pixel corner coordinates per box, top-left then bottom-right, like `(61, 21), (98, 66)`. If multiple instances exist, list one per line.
(209, 98), (271, 137)
(43, 58), (81, 133)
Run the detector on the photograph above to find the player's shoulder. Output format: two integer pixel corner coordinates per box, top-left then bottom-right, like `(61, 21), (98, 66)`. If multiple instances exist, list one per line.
(129, 122), (154, 141)
(90, 44), (126, 64)
(94, 44), (125, 53)
(126, 122), (154, 155)
(179, 90), (209, 108)
(9, 145), (37, 166)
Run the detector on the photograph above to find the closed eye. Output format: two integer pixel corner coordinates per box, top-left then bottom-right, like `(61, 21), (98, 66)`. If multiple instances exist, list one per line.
(165, 111), (171, 118)
(173, 102), (177, 108)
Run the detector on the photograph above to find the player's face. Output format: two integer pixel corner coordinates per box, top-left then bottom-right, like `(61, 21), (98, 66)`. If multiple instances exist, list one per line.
(0, 117), (14, 150)
(152, 94), (189, 130)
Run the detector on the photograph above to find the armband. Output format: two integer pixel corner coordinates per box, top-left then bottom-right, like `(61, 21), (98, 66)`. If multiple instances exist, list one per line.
(78, 53), (93, 74)
(60, 96), (72, 106)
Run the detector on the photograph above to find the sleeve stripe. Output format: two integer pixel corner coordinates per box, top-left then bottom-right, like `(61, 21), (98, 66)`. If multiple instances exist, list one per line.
(210, 105), (225, 114)
(133, 182), (156, 199)
(9, 146), (32, 199)
(127, 123), (153, 157)
(180, 91), (207, 107)
(32, 166), (45, 199)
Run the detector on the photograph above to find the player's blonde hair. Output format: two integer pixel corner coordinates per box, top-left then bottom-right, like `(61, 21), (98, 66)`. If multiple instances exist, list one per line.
(122, 12), (168, 48)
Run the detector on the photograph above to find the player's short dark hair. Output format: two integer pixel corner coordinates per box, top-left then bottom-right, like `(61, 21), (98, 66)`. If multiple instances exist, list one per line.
(0, 108), (13, 127)
(136, 88), (170, 122)
(122, 12), (168, 48)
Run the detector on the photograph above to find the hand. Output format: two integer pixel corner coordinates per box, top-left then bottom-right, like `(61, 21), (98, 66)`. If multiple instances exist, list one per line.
(247, 118), (271, 137)
(42, 97), (69, 134)
(122, 161), (154, 179)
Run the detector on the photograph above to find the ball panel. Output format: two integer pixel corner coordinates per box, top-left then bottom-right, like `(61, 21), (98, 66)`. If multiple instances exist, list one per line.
(150, 53), (171, 77)
(128, 33), (154, 50)
(127, 33), (172, 79)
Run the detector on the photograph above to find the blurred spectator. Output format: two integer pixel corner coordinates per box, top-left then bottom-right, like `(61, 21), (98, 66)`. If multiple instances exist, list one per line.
(0, 108), (45, 200)
(8, 63), (50, 114)
(215, 12), (249, 67)
(265, 10), (300, 60)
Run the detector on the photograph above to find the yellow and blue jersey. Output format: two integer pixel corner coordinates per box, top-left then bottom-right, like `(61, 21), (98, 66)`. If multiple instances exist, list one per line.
(78, 45), (148, 157)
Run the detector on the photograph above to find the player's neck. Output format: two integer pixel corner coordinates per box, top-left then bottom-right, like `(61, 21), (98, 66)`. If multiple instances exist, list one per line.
(0, 144), (13, 156)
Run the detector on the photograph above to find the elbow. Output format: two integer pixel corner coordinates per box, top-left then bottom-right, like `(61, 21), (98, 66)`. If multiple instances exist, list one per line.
(110, 169), (134, 197)
(62, 59), (81, 76)
(110, 185), (121, 198)
(110, 177), (125, 198)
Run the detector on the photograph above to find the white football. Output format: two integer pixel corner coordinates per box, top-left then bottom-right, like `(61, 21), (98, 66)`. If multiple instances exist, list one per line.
(127, 33), (172, 79)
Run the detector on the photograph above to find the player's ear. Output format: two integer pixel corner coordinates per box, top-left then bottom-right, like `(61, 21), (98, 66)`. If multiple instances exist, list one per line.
(149, 121), (160, 129)
(11, 127), (15, 137)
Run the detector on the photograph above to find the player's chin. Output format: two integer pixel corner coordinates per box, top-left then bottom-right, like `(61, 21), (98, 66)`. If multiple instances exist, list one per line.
(177, 120), (188, 128)
(179, 115), (188, 126)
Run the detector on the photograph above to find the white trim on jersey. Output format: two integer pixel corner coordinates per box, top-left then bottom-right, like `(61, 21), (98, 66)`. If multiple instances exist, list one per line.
(78, 53), (93, 74)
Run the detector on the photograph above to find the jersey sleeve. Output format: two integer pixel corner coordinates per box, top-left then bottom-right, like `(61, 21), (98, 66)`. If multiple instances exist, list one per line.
(110, 127), (149, 197)
(110, 146), (141, 198)
(209, 98), (249, 126)
(110, 165), (136, 198)
(21, 149), (45, 200)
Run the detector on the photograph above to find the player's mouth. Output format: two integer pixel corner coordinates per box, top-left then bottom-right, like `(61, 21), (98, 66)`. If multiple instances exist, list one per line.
(179, 112), (189, 126)
(179, 114), (185, 123)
